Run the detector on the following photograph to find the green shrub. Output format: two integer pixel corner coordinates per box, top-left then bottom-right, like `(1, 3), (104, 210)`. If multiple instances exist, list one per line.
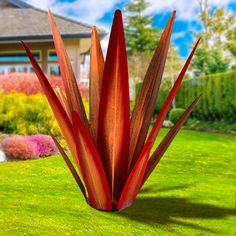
(169, 108), (185, 124)
(0, 91), (89, 137)
(135, 82), (142, 100)
(176, 70), (236, 122)
(135, 81), (171, 115)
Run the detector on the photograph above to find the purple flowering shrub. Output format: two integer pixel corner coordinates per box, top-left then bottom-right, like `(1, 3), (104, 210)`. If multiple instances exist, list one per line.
(2, 134), (58, 160)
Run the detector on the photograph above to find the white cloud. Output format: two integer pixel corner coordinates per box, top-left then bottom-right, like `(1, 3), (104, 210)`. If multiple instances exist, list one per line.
(172, 31), (186, 40)
(26, 0), (53, 9)
(146, 0), (236, 21)
(26, 0), (124, 24)
(25, 0), (121, 55)
(25, 0), (236, 56)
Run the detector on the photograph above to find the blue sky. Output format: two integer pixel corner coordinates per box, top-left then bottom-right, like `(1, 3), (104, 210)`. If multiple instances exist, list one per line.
(26, 0), (236, 58)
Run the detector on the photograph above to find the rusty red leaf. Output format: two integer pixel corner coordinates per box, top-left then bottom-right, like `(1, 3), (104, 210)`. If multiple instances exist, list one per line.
(142, 96), (201, 185)
(51, 134), (87, 201)
(48, 10), (89, 129)
(129, 11), (176, 171)
(72, 111), (112, 210)
(21, 42), (80, 170)
(89, 26), (104, 145)
(146, 38), (201, 145)
(97, 10), (130, 203)
(117, 141), (152, 211)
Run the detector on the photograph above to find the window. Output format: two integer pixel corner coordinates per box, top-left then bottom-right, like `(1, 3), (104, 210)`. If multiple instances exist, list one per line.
(0, 51), (41, 62)
(48, 51), (58, 61)
(0, 50), (41, 75)
(0, 65), (35, 75)
(48, 64), (61, 76)
(47, 50), (60, 75)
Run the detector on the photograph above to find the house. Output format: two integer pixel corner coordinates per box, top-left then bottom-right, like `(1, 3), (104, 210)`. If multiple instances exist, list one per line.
(0, 0), (106, 83)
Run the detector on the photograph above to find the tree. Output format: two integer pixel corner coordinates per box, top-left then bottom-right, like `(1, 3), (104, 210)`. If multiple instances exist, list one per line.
(124, 0), (183, 87)
(124, 0), (160, 57)
(124, 0), (183, 109)
(190, 1), (236, 76)
(226, 20), (236, 59)
(124, 0), (161, 83)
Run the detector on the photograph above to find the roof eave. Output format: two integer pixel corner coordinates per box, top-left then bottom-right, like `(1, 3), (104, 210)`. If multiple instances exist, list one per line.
(0, 32), (107, 43)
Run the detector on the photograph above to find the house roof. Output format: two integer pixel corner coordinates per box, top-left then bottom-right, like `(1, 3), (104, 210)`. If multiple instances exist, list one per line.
(0, 0), (106, 42)
(8, 0), (31, 8)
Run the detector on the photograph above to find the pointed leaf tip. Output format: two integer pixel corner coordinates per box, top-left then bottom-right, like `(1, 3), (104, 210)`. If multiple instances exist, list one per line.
(89, 25), (104, 144)
(115, 9), (122, 16)
(129, 10), (175, 170)
(92, 26), (96, 31)
(48, 9), (53, 18)
(48, 9), (89, 130)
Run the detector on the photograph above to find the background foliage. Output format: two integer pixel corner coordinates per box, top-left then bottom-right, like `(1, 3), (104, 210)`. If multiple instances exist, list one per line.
(2, 134), (58, 160)
(135, 70), (236, 130)
(0, 73), (88, 96)
(176, 70), (236, 122)
(0, 91), (89, 136)
(190, 4), (236, 76)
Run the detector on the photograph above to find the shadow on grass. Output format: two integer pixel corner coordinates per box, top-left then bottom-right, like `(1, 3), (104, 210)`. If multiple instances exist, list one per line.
(140, 183), (194, 194)
(117, 195), (236, 234)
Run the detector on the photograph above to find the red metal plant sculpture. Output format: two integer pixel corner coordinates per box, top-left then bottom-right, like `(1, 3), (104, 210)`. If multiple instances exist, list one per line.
(22, 9), (201, 211)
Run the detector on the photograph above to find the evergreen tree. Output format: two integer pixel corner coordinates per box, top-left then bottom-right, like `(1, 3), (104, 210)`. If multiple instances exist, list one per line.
(124, 0), (160, 56)
(124, 0), (182, 85)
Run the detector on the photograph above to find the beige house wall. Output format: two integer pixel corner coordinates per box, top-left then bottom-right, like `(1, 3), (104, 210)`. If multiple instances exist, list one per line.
(64, 40), (81, 79)
(0, 39), (81, 79)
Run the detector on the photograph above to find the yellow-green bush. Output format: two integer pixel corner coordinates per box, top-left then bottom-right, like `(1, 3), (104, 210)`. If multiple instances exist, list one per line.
(0, 91), (89, 136)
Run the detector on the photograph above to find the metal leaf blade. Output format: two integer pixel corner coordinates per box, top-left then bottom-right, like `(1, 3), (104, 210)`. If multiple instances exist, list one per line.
(142, 96), (201, 185)
(89, 26), (104, 145)
(117, 142), (152, 211)
(22, 41), (80, 170)
(72, 111), (112, 210)
(48, 10), (89, 129)
(129, 11), (176, 170)
(97, 10), (130, 203)
(51, 134), (87, 201)
(146, 38), (201, 145)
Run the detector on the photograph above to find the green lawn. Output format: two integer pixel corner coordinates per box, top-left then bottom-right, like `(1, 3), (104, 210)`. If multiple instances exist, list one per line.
(0, 129), (235, 236)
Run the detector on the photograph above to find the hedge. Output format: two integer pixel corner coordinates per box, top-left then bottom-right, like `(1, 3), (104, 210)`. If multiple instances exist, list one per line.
(176, 70), (236, 121)
(135, 70), (236, 122)
(169, 108), (185, 124)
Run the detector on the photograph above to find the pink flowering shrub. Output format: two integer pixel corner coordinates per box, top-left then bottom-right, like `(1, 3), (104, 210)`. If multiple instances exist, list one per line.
(0, 73), (88, 97)
(2, 136), (37, 160)
(28, 135), (58, 157)
(2, 134), (58, 160)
